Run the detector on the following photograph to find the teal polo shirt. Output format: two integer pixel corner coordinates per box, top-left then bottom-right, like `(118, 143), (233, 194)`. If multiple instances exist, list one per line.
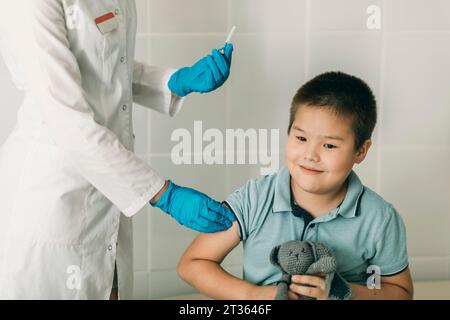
(224, 166), (409, 286)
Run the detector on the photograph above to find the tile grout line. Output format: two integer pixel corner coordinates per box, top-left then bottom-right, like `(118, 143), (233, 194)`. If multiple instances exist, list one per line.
(145, 0), (153, 300)
(376, 0), (387, 194)
(304, 0), (311, 79)
(139, 29), (450, 37)
(225, 0), (232, 198)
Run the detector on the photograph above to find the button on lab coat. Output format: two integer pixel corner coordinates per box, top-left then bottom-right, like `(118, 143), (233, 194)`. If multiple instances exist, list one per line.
(0, 0), (183, 299)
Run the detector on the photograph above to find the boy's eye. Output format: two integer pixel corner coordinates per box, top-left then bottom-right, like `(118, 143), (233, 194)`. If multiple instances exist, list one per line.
(324, 143), (337, 149)
(296, 136), (306, 142)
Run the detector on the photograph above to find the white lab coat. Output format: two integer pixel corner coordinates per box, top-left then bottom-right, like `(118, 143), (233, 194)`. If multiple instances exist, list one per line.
(0, 0), (183, 299)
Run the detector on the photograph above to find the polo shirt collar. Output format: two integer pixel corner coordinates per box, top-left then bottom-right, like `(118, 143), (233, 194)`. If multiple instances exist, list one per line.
(272, 166), (292, 213)
(335, 170), (364, 218)
(272, 166), (364, 219)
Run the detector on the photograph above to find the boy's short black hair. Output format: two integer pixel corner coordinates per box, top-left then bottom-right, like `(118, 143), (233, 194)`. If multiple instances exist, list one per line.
(288, 71), (377, 150)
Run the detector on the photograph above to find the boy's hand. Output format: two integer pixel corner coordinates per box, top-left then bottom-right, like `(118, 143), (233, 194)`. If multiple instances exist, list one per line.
(289, 275), (328, 300)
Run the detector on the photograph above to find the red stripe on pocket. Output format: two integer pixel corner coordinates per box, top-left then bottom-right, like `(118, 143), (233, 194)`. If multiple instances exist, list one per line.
(95, 12), (115, 25)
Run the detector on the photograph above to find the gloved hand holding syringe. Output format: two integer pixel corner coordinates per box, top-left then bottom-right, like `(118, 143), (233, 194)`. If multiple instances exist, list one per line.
(168, 26), (236, 97)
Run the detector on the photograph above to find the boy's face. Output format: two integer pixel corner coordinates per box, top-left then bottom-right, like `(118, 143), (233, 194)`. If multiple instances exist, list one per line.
(285, 105), (371, 196)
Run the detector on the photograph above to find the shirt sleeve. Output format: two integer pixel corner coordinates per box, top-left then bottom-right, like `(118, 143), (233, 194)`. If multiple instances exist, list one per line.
(369, 204), (409, 276)
(223, 179), (260, 241)
(132, 62), (185, 117)
(1, 0), (165, 217)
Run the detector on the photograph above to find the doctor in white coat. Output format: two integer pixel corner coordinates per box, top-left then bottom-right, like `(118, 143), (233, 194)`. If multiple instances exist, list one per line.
(0, 0), (235, 299)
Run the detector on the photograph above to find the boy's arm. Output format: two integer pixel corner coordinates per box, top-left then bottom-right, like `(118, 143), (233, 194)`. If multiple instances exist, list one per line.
(177, 221), (277, 300)
(350, 267), (414, 300)
(290, 267), (413, 300)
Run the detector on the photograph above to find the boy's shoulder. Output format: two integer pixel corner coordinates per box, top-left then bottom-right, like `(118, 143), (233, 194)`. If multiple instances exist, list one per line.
(360, 184), (392, 208)
(226, 167), (288, 211)
(237, 167), (284, 194)
(357, 181), (399, 222)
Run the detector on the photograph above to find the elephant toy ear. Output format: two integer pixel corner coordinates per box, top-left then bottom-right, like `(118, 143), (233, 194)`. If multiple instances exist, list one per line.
(305, 240), (319, 261)
(270, 245), (281, 267)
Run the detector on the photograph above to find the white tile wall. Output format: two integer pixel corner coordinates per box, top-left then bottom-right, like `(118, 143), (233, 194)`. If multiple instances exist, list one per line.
(386, 0), (450, 31)
(353, 143), (378, 192)
(230, 0), (307, 33)
(148, 268), (196, 299)
(149, 36), (228, 155)
(133, 270), (149, 299)
(379, 147), (450, 257)
(135, 0), (148, 34)
(310, 0), (383, 31)
(383, 33), (450, 147)
(133, 33), (151, 157)
(409, 257), (450, 281)
(150, 0), (228, 34)
(228, 33), (305, 144)
(0, 0), (448, 300)
(308, 33), (382, 93)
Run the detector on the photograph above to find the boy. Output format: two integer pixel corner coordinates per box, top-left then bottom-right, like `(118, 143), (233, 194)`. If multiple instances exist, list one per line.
(177, 72), (413, 300)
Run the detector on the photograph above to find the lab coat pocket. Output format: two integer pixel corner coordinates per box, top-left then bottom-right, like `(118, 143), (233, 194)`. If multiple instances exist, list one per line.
(98, 13), (121, 62)
(95, 12), (119, 35)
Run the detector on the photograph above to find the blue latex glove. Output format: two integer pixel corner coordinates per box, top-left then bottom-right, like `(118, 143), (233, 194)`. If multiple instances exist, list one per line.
(151, 180), (236, 233)
(168, 43), (234, 97)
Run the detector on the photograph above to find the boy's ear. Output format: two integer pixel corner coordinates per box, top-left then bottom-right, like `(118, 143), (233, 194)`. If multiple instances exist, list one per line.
(270, 246), (281, 267)
(355, 139), (372, 164)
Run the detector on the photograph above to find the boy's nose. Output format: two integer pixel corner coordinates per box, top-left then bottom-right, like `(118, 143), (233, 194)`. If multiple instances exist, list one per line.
(303, 144), (320, 162)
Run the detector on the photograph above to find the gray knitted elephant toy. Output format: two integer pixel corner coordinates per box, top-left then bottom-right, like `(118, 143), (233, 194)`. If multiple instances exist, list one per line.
(270, 240), (352, 300)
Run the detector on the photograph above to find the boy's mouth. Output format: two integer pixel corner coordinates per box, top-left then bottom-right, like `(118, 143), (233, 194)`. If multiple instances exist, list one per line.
(299, 165), (323, 175)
